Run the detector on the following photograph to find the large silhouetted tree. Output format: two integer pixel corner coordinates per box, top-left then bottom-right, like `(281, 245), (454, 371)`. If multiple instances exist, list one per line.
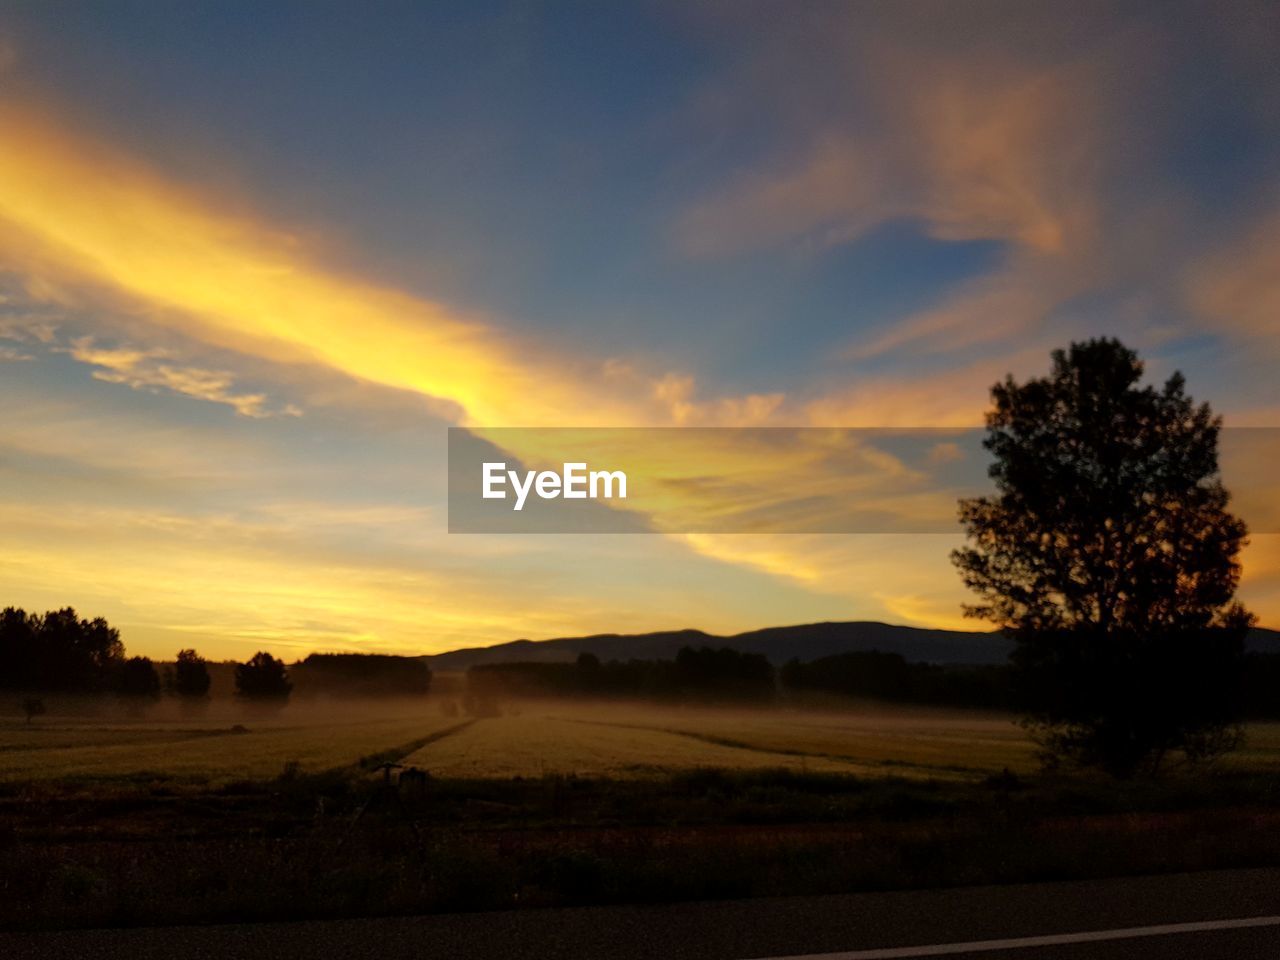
(0, 607), (123, 692)
(953, 339), (1253, 776)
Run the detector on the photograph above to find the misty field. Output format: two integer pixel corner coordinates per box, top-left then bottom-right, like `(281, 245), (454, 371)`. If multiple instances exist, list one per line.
(6, 698), (1280, 785)
(0, 707), (464, 783)
(402, 705), (1036, 780)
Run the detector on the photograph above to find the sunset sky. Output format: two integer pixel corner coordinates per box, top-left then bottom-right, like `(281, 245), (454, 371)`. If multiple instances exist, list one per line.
(1, 1), (1278, 660)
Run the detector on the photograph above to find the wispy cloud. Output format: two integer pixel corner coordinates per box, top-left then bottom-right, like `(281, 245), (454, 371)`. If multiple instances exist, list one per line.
(675, 17), (1117, 260)
(65, 336), (298, 418)
(1188, 202), (1280, 340)
(0, 303), (58, 345)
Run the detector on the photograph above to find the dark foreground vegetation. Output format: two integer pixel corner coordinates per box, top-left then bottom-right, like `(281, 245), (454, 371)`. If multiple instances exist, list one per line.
(5, 764), (1280, 931)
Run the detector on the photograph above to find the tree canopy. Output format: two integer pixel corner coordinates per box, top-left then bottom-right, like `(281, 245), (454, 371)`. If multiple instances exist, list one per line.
(0, 607), (124, 692)
(953, 339), (1252, 776)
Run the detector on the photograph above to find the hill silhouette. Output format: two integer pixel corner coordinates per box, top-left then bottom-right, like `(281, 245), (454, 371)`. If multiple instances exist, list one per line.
(424, 620), (1280, 671)
(427, 621), (1007, 671)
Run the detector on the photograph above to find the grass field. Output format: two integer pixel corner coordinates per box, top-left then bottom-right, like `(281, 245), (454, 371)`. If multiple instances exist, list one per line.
(6, 697), (1280, 785)
(402, 704), (1034, 779)
(400, 713), (868, 777)
(0, 707), (463, 783)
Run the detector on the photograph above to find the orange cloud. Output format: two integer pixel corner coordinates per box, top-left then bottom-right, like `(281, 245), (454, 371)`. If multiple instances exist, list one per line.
(675, 37), (1112, 260)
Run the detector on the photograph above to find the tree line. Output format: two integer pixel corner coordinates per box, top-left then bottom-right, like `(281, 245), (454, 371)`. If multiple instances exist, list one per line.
(468, 647), (775, 703)
(779, 652), (1011, 709)
(1, 608), (431, 711)
(469, 646), (1001, 708)
(469, 643), (1280, 719)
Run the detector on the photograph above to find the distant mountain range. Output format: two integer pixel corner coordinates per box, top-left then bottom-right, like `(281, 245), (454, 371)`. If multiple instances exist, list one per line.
(425, 621), (1280, 671)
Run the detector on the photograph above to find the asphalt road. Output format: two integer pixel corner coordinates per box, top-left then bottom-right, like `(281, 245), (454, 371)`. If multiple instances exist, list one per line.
(5, 868), (1280, 959)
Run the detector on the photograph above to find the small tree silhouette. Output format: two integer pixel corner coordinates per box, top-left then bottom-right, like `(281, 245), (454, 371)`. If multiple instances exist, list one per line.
(235, 652), (292, 705)
(171, 649), (212, 699)
(115, 656), (161, 700)
(953, 339), (1252, 777)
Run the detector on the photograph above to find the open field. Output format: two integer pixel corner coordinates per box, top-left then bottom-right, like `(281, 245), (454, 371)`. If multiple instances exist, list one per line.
(402, 704), (1033, 779)
(401, 713), (873, 778)
(0, 700), (1032, 784)
(7, 697), (1280, 785)
(0, 707), (464, 784)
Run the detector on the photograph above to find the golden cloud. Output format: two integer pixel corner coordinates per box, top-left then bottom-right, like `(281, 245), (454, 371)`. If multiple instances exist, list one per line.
(0, 104), (711, 429)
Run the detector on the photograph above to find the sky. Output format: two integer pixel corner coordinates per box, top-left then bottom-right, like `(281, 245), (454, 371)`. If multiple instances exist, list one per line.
(0, 1), (1278, 659)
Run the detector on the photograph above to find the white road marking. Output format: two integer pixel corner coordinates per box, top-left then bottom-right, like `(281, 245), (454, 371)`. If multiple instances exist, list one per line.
(747, 914), (1280, 959)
